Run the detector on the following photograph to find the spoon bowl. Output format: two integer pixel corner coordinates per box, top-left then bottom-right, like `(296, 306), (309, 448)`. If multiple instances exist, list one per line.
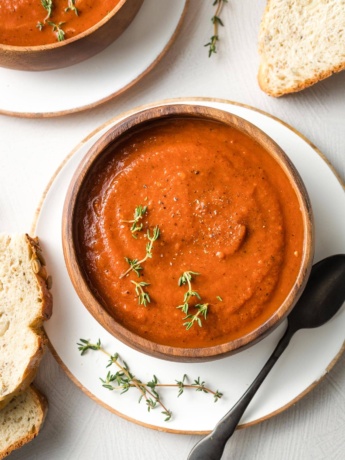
(188, 254), (345, 460)
(288, 255), (345, 331)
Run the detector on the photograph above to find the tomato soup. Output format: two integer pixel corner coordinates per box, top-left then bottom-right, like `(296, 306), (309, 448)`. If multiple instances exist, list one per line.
(75, 117), (305, 348)
(0, 0), (121, 46)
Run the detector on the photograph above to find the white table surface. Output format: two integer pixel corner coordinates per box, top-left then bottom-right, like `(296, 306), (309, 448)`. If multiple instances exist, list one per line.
(1, 1), (345, 459)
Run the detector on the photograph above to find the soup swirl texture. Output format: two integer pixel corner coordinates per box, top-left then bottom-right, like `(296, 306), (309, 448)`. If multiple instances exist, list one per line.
(76, 118), (304, 348)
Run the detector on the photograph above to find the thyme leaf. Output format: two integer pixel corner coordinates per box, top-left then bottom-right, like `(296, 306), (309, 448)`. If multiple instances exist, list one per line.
(38, 0), (70, 42)
(121, 205), (148, 239)
(65, 0), (79, 15)
(120, 226), (160, 278)
(177, 272), (209, 329)
(177, 271), (201, 315)
(183, 303), (209, 330)
(131, 280), (151, 306)
(41, 0), (54, 19)
(47, 21), (65, 41)
(77, 339), (223, 421)
(205, 0), (228, 57)
(145, 226), (160, 257)
(124, 257), (143, 277)
(77, 338), (101, 355)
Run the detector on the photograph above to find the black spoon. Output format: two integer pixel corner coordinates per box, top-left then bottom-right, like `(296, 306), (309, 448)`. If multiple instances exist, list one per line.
(188, 254), (345, 460)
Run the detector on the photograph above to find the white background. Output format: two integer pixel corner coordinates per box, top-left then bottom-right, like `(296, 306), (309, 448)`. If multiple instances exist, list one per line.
(1, 1), (344, 459)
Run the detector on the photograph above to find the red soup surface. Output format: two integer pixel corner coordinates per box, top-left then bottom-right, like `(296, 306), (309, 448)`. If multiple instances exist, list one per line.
(0, 0), (120, 46)
(75, 117), (304, 348)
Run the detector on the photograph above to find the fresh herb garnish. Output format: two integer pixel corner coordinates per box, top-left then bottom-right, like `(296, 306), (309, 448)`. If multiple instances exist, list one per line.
(65, 0), (79, 15)
(177, 271), (201, 315)
(131, 280), (151, 306)
(205, 0), (228, 57)
(38, 1), (66, 41)
(47, 21), (65, 41)
(177, 271), (209, 329)
(77, 339), (223, 421)
(145, 226), (160, 256)
(183, 303), (209, 330)
(121, 205), (148, 238)
(124, 257), (143, 277)
(41, 0), (54, 19)
(120, 226), (160, 278)
(216, 295), (223, 301)
(38, 0), (79, 42)
(77, 338), (101, 355)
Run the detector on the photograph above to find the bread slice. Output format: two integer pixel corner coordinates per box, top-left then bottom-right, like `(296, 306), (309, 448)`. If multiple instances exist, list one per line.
(0, 234), (52, 410)
(258, 0), (345, 96)
(0, 385), (47, 459)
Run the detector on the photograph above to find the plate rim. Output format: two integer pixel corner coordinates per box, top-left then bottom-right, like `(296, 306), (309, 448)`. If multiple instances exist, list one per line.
(31, 97), (345, 434)
(0, 1), (189, 119)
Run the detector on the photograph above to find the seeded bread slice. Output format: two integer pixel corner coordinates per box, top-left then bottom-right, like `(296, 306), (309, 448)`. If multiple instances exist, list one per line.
(0, 234), (52, 410)
(258, 0), (345, 96)
(0, 385), (47, 459)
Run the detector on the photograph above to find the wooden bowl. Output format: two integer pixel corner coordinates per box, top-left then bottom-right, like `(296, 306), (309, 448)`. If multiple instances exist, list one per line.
(62, 104), (314, 362)
(0, 0), (143, 71)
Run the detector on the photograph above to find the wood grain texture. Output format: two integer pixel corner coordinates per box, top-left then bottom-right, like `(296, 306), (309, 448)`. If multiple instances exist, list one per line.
(1, 0), (345, 458)
(0, 0), (189, 117)
(29, 97), (344, 438)
(62, 103), (314, 362)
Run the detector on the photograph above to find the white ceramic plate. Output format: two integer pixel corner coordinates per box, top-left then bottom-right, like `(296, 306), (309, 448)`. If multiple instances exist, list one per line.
(0, 0), (187, 118)
(34, 98), (345, 434)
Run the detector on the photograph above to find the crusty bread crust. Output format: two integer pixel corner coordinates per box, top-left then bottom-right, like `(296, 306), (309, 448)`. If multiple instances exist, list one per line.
(0, 386), (48, 460)
(25, 235), (53, 322)
(258, 58), (345, 97)
(258, 0), (345, 97)
(0, 234), (52, 410)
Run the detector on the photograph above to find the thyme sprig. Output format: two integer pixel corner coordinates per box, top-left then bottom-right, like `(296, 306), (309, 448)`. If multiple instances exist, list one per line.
(41, 0), (54, 20)
(176, 375), (223, 402)
(131, 280), (151, 306)
(177, 271), (209, 330)
(184, 303), (209, 330)
(77, 338), (101, 355)
(38, 0), (66, 41)
(177, 271), (201, 315)
(47, 21), (65, 41)
(205, 0), (228, 57)
(124, 257), (143, 277)
(121, 205), (148, 238)
(38, 0), (80, 42)
(77, 339), (223, 421)
(120, 226), (160, 279)
(65, 0), (79, 15)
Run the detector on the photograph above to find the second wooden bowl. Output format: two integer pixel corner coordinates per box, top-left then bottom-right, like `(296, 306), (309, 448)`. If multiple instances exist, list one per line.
(0, 0), (143, 71)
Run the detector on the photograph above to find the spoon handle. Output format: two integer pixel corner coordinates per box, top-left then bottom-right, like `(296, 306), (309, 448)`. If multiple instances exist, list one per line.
(188, 325), (295, 460)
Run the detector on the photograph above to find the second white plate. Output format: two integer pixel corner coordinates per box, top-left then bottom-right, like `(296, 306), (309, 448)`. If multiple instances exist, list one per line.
(34, 98), (345, 434)
(0, 0), (187, 117)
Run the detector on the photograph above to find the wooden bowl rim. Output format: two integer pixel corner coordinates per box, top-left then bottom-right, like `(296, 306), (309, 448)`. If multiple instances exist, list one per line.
(0, 0), (129, 51)
(62, 103), (314, 362)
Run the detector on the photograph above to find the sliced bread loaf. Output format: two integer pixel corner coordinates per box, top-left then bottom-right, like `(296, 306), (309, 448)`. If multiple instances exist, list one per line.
(258, 0), (345, 96)
(0, 385), (47, 459)
(0, 234), (52, 410)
